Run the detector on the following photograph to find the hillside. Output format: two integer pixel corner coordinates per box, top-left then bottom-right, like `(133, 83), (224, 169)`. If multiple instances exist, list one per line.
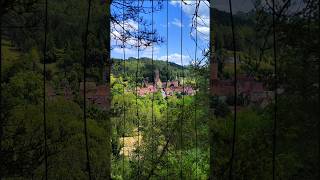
(112, 57), (186, 82)
(214, 8), (255, 27)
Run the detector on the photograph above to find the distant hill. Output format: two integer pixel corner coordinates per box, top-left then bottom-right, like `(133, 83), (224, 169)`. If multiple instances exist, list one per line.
(214, 8), (255, 27)
(112, 57), (186, 82)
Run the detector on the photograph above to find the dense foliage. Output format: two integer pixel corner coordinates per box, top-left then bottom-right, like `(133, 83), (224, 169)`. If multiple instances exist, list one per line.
(0, 0), (318, 179)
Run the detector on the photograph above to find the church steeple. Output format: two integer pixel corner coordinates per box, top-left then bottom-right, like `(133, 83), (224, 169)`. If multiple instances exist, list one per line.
(154, 69), (162, 88)
(211, 61), (218, 80)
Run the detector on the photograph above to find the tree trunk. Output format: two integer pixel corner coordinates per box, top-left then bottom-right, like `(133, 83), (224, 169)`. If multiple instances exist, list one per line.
(209, 0), (216, 179)
(99, 0), (112, 178)
(105, 1), (112, 179)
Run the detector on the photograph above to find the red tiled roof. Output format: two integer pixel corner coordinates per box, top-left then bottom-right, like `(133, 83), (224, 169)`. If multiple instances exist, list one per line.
(96, 85), (109, 96)
(78, 82), (110, 109)
(211, 77), (265, 96)
(137, 85), (157, 96)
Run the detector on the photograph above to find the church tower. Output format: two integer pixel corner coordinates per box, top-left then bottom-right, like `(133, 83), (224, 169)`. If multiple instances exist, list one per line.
(210, 61), (218, 81)
(154, 69), (162, 89)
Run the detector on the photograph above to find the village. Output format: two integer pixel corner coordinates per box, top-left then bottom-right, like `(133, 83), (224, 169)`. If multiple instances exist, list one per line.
(210, 62), (273, 107)
(47, 63), (273, 112)
(137, 69), (196, 97)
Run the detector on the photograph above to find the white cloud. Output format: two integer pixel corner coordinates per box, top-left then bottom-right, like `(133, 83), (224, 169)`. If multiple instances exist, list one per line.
(159, 53), (191, 65)
(169, 1), (180, 6)
(112, 47), (137, 57)
(110, 17), (163, 60)
(189, 2), (210, 41)
(171, 18), (184, 27)
(140, 46), (160, 58)
(178, 0), (209, 17)
(191, 15), (210, 41)
(111, 19), (139, 47)
(170, 1), (210, 41)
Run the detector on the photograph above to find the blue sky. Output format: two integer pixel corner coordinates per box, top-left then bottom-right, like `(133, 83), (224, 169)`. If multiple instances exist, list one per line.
(110, 0), (268, 65)
(110, 0), (305, 65)
(111, 0), (210, 65)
